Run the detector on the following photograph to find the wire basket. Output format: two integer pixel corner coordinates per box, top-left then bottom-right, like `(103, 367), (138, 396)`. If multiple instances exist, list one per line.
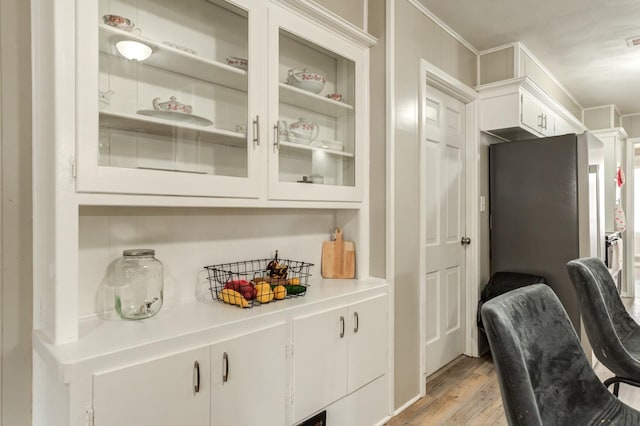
(204, 258), (313, 308)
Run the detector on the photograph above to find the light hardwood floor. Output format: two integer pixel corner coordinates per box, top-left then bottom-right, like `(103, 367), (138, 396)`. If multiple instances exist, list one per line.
(387, 295), (640, 425)
(386, 354), (506, 425)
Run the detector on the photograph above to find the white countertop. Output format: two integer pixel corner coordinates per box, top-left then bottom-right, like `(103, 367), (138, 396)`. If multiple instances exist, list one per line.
(34, 278), (388, 383)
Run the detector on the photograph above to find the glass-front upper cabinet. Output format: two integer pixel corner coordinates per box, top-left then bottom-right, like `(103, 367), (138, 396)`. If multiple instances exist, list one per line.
(77, 0), (267, 198)
(267, 7), (366, 202)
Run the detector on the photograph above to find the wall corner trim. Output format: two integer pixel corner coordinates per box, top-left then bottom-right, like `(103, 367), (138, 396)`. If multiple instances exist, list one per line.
(405, 0), (478, 55)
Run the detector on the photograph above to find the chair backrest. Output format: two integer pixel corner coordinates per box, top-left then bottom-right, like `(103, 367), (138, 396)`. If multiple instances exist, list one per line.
(481, 284), (617, 426)
(566, 257), (640, 378)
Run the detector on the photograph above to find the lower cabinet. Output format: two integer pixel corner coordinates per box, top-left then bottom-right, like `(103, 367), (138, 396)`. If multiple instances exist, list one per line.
(83, 291), (389, 426)
(292, 295), (388, 423)
(210, 324), (286, 426)
(347, 295), (388, 392)
(93, 346), (211, 426)
(93, 323), (286, 426)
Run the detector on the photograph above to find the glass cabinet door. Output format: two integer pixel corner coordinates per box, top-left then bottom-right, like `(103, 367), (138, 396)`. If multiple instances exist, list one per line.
(268, 7), (365, 202)
(77, 0), (266, 198)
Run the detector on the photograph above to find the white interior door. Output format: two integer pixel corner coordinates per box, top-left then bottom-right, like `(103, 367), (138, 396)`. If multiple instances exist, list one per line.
(422, 84), (467, 376)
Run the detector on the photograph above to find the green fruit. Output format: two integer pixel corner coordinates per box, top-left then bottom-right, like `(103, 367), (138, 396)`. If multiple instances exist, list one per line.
(284, 285), (306, 295)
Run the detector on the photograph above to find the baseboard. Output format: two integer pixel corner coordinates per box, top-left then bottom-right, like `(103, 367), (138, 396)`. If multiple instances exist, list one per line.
(393, 393), (422, 416)
(375, 416), (393, 426)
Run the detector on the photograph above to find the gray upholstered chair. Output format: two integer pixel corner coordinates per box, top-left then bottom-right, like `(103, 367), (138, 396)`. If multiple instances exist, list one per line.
(567, 256), (640, 395)
(481, 284), (640, 425)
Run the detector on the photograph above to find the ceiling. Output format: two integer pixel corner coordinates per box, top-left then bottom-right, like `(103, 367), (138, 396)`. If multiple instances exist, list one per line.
(418, 0), (640, 114)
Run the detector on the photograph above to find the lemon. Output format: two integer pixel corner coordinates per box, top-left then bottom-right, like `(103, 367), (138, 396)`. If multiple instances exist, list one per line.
(273, 285), (287, 300)
(256, 284), (274, 303)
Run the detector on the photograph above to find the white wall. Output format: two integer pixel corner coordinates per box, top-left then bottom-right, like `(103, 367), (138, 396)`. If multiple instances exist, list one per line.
(78, 207), (342, 319)
(391, 0), (477, 409)
(315, 0), (367, 30)
(0, 0), (33, 424)
(368, 0), (386, 278)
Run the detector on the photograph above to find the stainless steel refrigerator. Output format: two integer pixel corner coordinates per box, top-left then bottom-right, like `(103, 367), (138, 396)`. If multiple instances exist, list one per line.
(489, 132), (604, 337)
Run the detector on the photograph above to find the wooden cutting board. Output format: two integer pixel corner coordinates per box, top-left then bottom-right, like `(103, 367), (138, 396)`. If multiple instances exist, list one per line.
(321, 227), (355, 278)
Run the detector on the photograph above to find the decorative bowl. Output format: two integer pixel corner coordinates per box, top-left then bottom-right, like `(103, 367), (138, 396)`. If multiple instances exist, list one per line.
(287, 118), (319, 145)
(226, 57), (248, 70)
(152, 96), (192, 114)
(287, 68), (326, 94)
(102, 14), (139, 33)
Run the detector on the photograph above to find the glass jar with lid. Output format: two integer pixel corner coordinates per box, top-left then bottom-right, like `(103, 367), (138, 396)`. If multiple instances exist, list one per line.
(111, 249), (164, 320)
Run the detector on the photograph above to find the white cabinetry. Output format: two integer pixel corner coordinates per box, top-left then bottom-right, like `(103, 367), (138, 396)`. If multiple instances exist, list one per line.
(520, 91), (554, 137)
(210, 324), (286, 426)
(34, 281), (389, 426)
(78, 0), (266, 198)
(93, 347), (211, 426)
(93, 323), (286, 426)
(75, 0), (369, 202)
(292, 294), (387, 423)
(478, 77), (585, 142)
(32, 0), (386, 424)
(554, 115), (574, 136)
(267, 7), (367, 202)
(347, 295), (388, 391)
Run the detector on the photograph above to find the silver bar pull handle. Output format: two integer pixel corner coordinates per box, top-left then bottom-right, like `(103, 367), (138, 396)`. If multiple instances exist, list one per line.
(340, 316), (345, 338)
(273, 123), (280, 151)
(222, 352), (229, 383)
(354, 312), (359, 333)
(253, 115), (260, 146)
(193, 361), (200, 393)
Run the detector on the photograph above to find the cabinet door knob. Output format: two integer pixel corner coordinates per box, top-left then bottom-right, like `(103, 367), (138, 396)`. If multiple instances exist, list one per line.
(253, 115), (260, 146)
(223, 352), (229, 383)
(340, 316), (345, 338)
(354, 312), (359, 333)
(193, 360), (200, 394)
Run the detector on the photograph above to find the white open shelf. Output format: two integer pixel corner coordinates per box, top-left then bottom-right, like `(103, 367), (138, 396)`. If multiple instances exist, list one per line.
(280, 141), (354, 157)
(99, 25), (248, 91)
(279, 83), (353, 117)
(100, 110), (246, 147)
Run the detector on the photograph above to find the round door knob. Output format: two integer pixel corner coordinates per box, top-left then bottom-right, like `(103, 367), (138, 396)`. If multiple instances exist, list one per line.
(461, 237), (471, 246)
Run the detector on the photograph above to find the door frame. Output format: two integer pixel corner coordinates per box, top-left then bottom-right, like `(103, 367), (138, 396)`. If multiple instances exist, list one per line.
(418, 59), (479, 394)
(629, 136), (640, 297)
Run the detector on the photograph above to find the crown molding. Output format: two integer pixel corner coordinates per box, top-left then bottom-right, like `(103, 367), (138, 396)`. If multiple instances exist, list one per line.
(274, 0), (377, 48)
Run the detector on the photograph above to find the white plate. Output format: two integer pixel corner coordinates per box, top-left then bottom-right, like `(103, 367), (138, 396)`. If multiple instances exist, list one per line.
(286, 135), (313, 145)
(162, 41), (197, 55)
(137, 110), (213, 126)
(312, 139), (344, 151)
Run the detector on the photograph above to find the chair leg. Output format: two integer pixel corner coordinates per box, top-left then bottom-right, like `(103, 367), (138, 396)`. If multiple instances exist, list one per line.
(603, 376), (640, 396)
